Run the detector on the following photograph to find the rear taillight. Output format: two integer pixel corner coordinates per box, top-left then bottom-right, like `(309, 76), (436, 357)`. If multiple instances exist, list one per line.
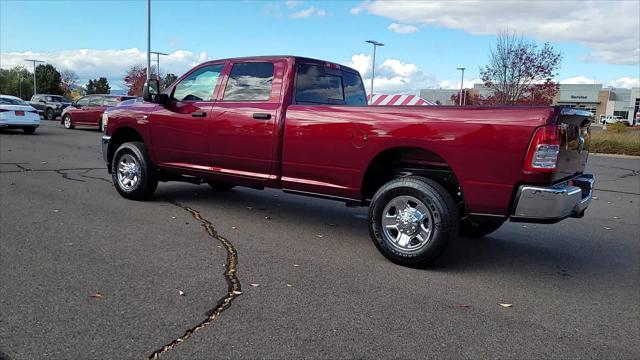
(524, 125), (561, 172)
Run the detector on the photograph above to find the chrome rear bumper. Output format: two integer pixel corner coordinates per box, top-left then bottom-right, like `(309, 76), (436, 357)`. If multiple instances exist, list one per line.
(511, 174), (595, 223)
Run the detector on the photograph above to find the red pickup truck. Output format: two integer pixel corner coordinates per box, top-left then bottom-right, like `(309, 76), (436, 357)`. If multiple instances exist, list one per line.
(101, 56), (594, 267)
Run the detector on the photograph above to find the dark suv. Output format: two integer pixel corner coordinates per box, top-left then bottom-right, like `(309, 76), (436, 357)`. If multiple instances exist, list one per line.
(29, 94), (72, 120)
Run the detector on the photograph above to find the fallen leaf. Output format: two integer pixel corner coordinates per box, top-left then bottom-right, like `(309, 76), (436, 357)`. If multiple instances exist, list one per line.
(458, 304), (471, 309)
(293, 264), (300, 267)
(246, 206), (253, 210)
(250, 283), (260, 287)
(171, 216), (176, 219)
(89, 293), (103, 298)
(592, 196), (599, 200)
(613, 216), (619, 219)
(607, 201), (612, 204)
(232, 226), (238, 230)
(41, 161), (47, 164)
(604, 227), (612, 230)
(499, 303), (512, 308)
(53, 209), (59, 213)
(177, 290), (185, 296)
(316, 234), (324, 238)
(286, 284), (293, 287)
(232, 290), (243, 295)
(264, 216), (272, 220)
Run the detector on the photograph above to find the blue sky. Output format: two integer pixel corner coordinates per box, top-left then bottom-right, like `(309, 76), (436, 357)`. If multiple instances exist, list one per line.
(1, 0), (638, 92)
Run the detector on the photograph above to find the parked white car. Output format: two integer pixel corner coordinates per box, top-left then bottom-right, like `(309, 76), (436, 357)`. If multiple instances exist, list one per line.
(0, 95), (40, 134)
(601, 115), (630, 126)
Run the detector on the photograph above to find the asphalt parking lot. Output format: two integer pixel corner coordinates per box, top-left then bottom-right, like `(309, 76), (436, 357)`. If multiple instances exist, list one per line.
(1, 121), (638, 359)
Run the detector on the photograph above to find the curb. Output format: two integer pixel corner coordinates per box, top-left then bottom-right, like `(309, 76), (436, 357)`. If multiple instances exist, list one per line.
(590, 153), (640, 159)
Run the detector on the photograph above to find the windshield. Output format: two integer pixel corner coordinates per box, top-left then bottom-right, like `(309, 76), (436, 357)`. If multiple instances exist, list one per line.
(0, 97), (27, 105)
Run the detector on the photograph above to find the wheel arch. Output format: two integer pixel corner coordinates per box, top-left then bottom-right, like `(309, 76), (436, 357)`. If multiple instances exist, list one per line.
(107, 126), (145, 167)
(361, 146), (465, 213)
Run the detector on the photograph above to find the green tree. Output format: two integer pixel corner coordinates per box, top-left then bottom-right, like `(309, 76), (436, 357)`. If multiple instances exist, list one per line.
(0, 66), (34, 100)
(86, 79), (96, 94)
(35, 64), (63, 95)
(163, 73), (178, 91)
(94, 77), (111, 94)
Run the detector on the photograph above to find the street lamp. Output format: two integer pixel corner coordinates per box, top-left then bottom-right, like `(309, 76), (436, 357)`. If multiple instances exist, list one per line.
(150, 51), (169, 81)
(24, 59), (45, 96)
(366, 40), (384, 104)
(146, 0), (151, 81)
(456, 67), (465, 106)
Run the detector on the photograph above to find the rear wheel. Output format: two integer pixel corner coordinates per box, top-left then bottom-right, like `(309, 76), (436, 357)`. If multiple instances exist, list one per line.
(460, 219), (505, 237)
(22, 127), (36, 135)
(207, 181), (236, 191)
(368, 176), (458, 267)
(45, 108), (55, 120)
(111, 142), (157, 200)
(63, 115), (74, 129)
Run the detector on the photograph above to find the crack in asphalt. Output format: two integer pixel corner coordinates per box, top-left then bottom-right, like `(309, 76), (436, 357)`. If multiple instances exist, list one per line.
(3, 162), (242, 358)
(595, 188), (640, 196)
(148, 200), (242, 359)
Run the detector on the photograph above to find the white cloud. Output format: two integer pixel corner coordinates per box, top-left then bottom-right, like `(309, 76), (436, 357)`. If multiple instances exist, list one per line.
(347, 54), (436, 94)
(606, 77), (640, 89)
(437, 78), (482, 89)
(560, 76), (597, 85)
(289, 6), (326, 19)
(0, 48), (208, 90)
(285, 0), (303, 8)
(351, 0), (640, 65)
(388, 23), (418, 34)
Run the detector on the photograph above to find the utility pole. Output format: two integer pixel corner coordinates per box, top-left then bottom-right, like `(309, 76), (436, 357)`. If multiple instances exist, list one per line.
(146, 0), (151, 81)
(456, 67), (465, 106)
(366, 40), (384, 104)
(24, 59), (45, 96)
(150, 51), (168, 81)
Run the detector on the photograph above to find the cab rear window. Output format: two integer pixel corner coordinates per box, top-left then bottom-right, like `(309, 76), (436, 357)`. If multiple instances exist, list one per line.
(295, 63), (366, 106)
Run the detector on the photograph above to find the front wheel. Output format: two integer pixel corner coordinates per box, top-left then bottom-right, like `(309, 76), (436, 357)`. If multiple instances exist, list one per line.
(111, 142), (157, 200)
(45, 108), (55, 120)
(63, 115), (74, 129)
(368, 176), (459, 267)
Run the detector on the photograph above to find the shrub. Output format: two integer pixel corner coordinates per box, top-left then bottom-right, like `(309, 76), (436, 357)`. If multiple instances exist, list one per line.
(607, 122), (628, 133)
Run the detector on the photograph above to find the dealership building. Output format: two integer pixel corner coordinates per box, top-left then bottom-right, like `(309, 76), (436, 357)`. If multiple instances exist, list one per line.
(420, 84), (640, 125)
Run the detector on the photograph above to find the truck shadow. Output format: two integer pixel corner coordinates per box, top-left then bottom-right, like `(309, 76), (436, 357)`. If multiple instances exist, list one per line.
(153, 184), (600, 276)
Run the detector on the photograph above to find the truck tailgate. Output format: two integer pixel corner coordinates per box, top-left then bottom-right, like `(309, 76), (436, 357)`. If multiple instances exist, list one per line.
(553, 107), (592, 181)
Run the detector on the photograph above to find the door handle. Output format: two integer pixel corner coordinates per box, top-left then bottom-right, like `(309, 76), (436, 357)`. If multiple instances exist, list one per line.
(191, 111), (207, 117)
(252, 113), (271, 120)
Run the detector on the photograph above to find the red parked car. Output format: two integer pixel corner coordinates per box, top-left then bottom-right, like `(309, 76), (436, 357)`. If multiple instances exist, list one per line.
(101, 56), (595, 267)
(61, 94), (134, 131)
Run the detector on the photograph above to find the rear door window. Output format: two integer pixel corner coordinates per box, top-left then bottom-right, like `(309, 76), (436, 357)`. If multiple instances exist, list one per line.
(222, 62), (274, 101)
(172, 64), (224, 102)
(295, 64), (344, 105)
(342, 71), (367, 105)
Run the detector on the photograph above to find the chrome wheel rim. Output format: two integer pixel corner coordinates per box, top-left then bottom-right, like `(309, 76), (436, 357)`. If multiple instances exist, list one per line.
(116, 154), (141, 191)
(381, 195), (435, 253)
(64, 116), (71, 128)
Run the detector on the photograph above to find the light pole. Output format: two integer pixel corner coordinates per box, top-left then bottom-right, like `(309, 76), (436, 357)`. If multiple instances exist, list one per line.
(24, 59), (45, 96)
(150, 51), (168, 81)
(146, 0), (151, 81)
(456, 67), (465, 106)
(366, 40), (384, 104)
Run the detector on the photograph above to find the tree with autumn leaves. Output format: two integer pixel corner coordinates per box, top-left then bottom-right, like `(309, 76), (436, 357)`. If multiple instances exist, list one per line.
(453, 31), (562, 106)
(123, 65), (178, 96)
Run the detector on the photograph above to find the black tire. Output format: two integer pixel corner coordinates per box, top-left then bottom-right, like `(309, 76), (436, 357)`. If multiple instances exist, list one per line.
(22, 127), (36, 134)
(368, 176), (459, 267)
(111, 142), (158, 200)
(207, 181), (236, 191)
(460, 219), (505, 237)
(45, 108), (54, 120)
(63, 115), (74, 129)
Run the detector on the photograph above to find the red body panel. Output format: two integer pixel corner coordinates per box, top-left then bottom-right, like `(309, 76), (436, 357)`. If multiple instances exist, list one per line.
(105, 56), (562, 216)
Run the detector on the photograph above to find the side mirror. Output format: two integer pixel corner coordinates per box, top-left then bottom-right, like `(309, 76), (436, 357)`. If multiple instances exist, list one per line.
(72, 101), (77, 107)
(143, 79), (169, 106)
